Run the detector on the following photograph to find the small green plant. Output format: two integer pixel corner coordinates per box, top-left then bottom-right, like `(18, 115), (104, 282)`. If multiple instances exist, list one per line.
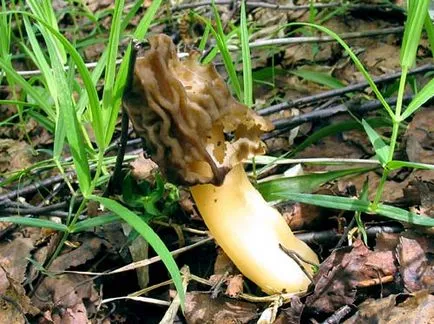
(0, 0), (186, 306)
(258, 0), (434, 227)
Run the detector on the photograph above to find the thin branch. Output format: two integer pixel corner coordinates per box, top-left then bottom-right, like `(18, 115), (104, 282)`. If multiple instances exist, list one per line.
(248, 27), (403, 48)
(263, 95), (414, 140)
(0, 170), (76, 203)
(258, 64), (434, 116)
(170, 1), (403, 12)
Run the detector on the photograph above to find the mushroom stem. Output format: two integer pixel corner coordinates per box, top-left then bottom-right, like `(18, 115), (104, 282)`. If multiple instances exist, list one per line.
(190, 163), (319, 294)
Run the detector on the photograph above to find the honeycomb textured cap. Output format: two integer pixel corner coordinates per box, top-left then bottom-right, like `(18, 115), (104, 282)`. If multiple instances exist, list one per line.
(124, 34), (274, 185)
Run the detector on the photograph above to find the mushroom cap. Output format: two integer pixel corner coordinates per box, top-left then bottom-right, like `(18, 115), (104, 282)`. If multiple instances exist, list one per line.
(124, 34), (273, 185)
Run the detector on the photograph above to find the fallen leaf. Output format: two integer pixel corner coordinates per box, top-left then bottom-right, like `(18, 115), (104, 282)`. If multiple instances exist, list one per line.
(397, 236), (434, 293)
(130, 153), (158, 181)
(48, 236), (106, 272)
(0, 236), (34, 288)
(32, 273), (98, 311)
(405, 108), (434, 164)
(344, 290), (434, 323)
(306, 240), (396, 313)
(225, 274), (244, 297)
(184, 291), (257, 324)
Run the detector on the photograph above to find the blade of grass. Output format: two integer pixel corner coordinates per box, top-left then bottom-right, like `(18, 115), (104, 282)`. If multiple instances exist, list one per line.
(401, 77), (434, 120)
(258, 167), (375, 201)
(240, 0), (252, 107)
(270, 192), (434, 227)
(89, 196), (185, 310)
(288, 22), (394, 118)
(0, 217), (68, 231)
(362, 119), (390, 166)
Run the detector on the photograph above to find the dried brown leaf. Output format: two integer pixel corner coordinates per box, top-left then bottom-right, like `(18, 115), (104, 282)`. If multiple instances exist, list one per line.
(397, 236), (434, 293)
(306, 240), (397, 313)
(344, 290), (434, 324)
(184, 291), (257, 324)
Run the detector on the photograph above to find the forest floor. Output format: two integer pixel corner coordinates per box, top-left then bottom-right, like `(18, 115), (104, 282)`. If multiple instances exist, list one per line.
(0, 0), (434, 323)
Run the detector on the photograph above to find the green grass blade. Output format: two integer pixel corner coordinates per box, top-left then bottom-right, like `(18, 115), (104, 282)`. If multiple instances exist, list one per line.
(240, 0), (252, 107)
(362, 119), (390, 165)
(72, 214), (121, 232)
(401, 0), (430, 68)
(271, 192), (434, 226)
(387, 160), (434, 170)
(289, 22), (394, 118)
(258, 167), (374, 201)
(0, 217), (68, 231)
(101, 0), (124, 144)
(290, 69), (345, 89)
(89, 196), (185, 310)
(424, 13), (434, 58)
(0, 57), (54, 119)
(107, 0), (163, 147)
(401, 77), (434, 120)
(293, 117), (391, 156)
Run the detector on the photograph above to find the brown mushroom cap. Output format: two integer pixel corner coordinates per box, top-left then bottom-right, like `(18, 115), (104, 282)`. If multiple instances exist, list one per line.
(124, 34), (273, 185)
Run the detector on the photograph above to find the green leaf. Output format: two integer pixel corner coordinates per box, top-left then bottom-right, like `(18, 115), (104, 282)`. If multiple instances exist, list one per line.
(293, 117), (391, 155)
(362, 119), (390, 165)
(400, 0), (430, 68)
(401, 77), (434, 120)
(0, 217), (68, 231)
(258, 167), (373, 201)
(72, 214), (121, 232)
(88, 196), (185, 310)
(290, 69), (344, 89)
(288, 22), (394, 118)
(240, 0), (253, 107)
(271, 192), (434, 226)
(387, 160), (434, 171)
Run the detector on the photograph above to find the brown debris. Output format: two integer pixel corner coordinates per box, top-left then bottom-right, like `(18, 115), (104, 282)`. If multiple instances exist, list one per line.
(397, 236), (434, 293)
(344, 290), (434, 323)
(184, 291), (257, 324)
(306, 240), (397, 313)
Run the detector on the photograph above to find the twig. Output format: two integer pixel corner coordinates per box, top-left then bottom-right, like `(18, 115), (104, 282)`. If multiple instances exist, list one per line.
(294, 224), (403, 245)
(0, 170), (76, 203)
(99, 296), (171, 307)
(258, 64), (434, 116)
(321, 305), (353, 324)
(59, 236), (214, 276)
(356, 275), (394, 288)
(279, 244), (317, 283)
(159, 266), (190, 324)
(170, 1), (403, 12)
(263, 95), (414, 140)
(248, 27), (403, 48)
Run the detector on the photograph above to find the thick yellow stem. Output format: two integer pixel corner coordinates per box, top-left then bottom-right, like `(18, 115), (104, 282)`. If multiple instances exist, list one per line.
(190, 164), (319, 294)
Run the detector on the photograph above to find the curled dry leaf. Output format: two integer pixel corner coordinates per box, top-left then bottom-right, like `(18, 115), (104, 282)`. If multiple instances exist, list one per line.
(344, 290), (434, 324)
(306, 240), (397, 313)
(0, 237), (34, 289)
(397, 236), (434, 293)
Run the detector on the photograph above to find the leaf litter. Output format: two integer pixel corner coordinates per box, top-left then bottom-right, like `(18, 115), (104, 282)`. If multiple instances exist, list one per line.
(1, 0), (434, 322)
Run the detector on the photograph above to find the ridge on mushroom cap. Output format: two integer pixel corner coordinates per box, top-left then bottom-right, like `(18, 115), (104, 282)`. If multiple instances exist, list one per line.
(124, 34), (274, 186)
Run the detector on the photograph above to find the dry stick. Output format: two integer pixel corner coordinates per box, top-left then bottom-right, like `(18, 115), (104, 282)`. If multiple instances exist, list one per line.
(262, 94), (414, 140)
(321, 305), (353, 324)
(258, 63), (434, 116)
(294, 224), (403, 245)
(248, 27), (403, 48)
(60, 236), (214, 276)
(0, 170), (76, 203)
(170, 0), (403, 12)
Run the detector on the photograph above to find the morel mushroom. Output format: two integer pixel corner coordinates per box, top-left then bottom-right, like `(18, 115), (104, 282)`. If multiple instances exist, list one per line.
(124, 34), (319, 294)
